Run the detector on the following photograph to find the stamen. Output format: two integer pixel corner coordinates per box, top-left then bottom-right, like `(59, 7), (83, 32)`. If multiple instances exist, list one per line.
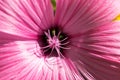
(57, 31), (61, 37)
(60, 46), (71, 50)
(52, 29), (56, 36)
(60, 42), (69, 46)
(43, 48), (51, 54)
(48, 47), (54, 57)
(39, 27), (70, 57)
(55, 47), (65, 58)
(60, 37), (68, 42)
(44, 30), (51, 39)
(41, 45), (51, 49)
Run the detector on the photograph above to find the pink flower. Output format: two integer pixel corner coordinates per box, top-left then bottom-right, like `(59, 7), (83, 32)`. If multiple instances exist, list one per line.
(0, 0), (120, 80)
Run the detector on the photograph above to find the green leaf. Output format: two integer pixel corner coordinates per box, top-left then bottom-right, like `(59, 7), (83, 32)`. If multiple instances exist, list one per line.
(51, 0), (56, 11)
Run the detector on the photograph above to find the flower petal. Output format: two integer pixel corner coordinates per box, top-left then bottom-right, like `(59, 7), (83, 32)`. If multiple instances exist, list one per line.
(55, 0), (120, 35)
(0, 41), (87, 80)
(0, 41), (41, 80)
(0, 0), (54, 41)
(66, 22), (120, 79)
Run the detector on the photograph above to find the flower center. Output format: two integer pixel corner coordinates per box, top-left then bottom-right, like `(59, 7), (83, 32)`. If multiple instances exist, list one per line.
(48, 36), (60, 48)
(45, 30), (60, 49)
(38, 27), (70, 57)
